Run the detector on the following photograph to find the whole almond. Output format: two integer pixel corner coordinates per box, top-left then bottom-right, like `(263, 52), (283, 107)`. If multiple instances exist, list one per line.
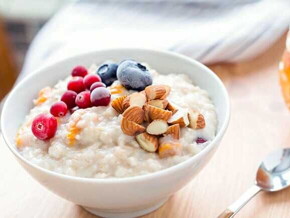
(148, 99), (168, 109)
(146, 105), (172, 121)
(165, 124), (180, 139)
(145, 85), (171, 100)
(121, 118), (145, 136)
(111, 95), (127, 114)
(136, 132), (159, 152)
(123, 106), (145, 124)
(146, 119), (168, 135)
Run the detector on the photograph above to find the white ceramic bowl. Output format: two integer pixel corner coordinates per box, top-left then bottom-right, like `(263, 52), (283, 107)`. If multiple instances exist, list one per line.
(1, 49), (230, 218)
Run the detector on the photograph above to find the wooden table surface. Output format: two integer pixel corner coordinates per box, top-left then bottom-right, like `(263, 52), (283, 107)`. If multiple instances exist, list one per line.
(1, 33), (289, 218)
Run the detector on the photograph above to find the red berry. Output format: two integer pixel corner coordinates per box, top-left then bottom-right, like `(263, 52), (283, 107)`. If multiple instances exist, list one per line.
(67, 77), (85, 93)
(31, 114), (57, 140)
(83, 74), (101, 89)
(75, 91), (91, 108)
(90, 82), (106, 92)
(71, 66), (88, 77)
(90, 87), (111, 106)
(196, 137), (207, 144)
(50, 101), (68, 117)
(61, 90), (77, 109)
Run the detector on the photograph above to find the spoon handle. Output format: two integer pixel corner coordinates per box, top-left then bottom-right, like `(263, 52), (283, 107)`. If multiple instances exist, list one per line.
(218, 184), (261, 218)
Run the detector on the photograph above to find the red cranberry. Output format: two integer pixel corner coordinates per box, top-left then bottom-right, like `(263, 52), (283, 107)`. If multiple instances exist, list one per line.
(61, 90), (77, 109)
(71, 66), (88, 77)
(50, 101), (68, 117)
(75, 91), (91, 108)
(67, 77), (86, 93)
(90, 82), (106, 92)
(90, 87), (111, 106)
(196, 137), (207, 144)
(83, 74), (101, 89)
(31, 114), (57, 140)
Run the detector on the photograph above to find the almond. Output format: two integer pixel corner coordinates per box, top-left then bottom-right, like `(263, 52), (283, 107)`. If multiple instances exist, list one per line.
(143, 104), (151, 122)
(111, 96), (127, 114)
(148, 99), (168, 109)
(121, 118), (145, 136)
(129, 92), (147, 107)
(188, 110), (206, 129)
(136, 132), (159, 152)
(167, 109), (189, 127)
(146, 119), (168, 135)
(146, 105), (172, 121)
(123, 105), (145, 124)
(122, 96), (130, 111)
(145, 85), (171, 100)
(165, 124), (180, 139)
(158, 138), (182, 158)
(166, 102), (178, 114)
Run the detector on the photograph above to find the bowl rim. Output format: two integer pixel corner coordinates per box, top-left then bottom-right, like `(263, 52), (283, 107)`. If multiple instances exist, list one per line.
(1, 48), (230, 184)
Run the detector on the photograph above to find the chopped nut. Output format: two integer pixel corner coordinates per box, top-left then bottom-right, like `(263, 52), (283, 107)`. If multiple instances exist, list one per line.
(166, 102), (178, 114)
(146, 105), (172, 121)
(111, 96), (127, 114)
(147, 99), (168, 109)
(122, 96), (130, 111)
(158, 138), (182, 158)
(121, 92), (147, 112)
(121, 118), (145, 136)
(143, 104), (151, 123)
(123, 106), (145, 124)
(167, 109), (189, 127)
(165, 124), (180, 139)
(145, 85), (171, 100)
(188, 110), (206, 129)
(129, 92), (147, 107)
(146, 119), (168, 135)
(136, 132), (159, 152)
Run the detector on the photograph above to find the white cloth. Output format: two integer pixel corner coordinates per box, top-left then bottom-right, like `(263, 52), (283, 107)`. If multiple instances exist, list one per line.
(21, 0), (290, 77)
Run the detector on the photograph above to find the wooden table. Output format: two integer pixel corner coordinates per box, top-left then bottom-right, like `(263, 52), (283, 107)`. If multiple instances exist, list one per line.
(1, 33), (289, 218)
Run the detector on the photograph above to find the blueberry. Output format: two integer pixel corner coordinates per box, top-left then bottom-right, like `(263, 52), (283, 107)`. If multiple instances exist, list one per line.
(117, 60), (152, 91)
(97, 63), (118, 86)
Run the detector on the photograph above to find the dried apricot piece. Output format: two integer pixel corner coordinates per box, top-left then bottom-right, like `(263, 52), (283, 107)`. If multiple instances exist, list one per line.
(34, 87), (51, 105)
(67, 124), (80, 146)
(15, 132), (23, 148)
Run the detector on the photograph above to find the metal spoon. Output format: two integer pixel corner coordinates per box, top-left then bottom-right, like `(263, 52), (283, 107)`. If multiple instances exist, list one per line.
(218, 148), (290, 218)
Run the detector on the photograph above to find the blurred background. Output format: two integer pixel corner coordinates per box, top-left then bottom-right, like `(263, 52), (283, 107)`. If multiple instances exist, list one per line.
(0, 0), (290, 102)
(0, 0), (70, 100)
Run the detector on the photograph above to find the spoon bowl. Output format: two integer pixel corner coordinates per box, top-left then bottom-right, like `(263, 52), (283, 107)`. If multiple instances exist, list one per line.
(256, 148), (290, 192)
(219, 148), (290, 218)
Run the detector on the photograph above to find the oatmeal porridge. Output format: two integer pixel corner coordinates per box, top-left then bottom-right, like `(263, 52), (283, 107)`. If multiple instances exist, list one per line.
(16, 60), (217, 178)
